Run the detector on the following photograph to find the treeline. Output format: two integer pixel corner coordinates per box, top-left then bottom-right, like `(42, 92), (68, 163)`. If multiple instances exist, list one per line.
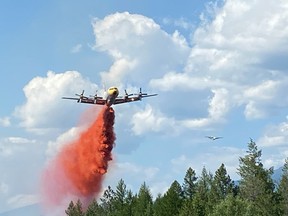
(65, 139), (288, 216)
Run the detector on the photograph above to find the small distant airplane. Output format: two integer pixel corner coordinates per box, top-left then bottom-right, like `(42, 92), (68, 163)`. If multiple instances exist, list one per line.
(205, 136), (223, 140)
(62, 87), (158, 107)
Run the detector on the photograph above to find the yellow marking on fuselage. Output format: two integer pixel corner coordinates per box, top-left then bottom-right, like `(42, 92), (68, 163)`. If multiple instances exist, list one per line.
(107, 87), (119, 97)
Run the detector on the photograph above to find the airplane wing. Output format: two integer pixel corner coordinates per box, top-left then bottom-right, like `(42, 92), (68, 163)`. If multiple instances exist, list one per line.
(62, 97), (80, 100)
(140, 94), (158, 98)
(78, 97), (107, 105)
(113, 97), (140, 105)
(113, 93), (157, 105)
(62, 96), (107, 105)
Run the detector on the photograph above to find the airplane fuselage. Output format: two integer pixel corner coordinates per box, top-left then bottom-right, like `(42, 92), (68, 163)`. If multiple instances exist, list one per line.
(105, 87), (119, 106)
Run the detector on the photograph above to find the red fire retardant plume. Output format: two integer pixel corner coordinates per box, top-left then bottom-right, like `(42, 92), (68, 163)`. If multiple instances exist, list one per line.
(42, 106), (115, 210)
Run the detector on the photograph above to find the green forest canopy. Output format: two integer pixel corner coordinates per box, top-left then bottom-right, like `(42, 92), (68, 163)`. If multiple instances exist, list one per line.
(65, 139), (288, 216)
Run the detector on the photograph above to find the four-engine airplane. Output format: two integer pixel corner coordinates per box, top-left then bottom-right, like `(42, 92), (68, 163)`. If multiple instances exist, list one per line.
(62, 87), (157, 107)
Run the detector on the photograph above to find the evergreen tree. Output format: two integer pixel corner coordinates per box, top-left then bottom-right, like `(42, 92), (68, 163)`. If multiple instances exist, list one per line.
(134, 182), (153, 216)
(154, 181), (183, 216)
(237, 139), (277, 215)
(191, 167), (213, 216)
(112, 178), (130, 216)
(210, 163), (234, 202)
(153, 193), (165, 216)
(126, 189), (137, 216)
(179, 167), (197, 216)
(182, 167), (197, 199)
(100, 185), (116, 215)
(65, 200), (84, 216)
(179, 199), (194, 216)
(278, 158), (288, 215)
(85, 199), (104, 216)
(209, 195), (249, 216)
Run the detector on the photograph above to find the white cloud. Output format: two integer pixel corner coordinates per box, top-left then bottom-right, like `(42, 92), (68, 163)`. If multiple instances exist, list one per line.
(162, 17), (194, 30)
(258, 121), (288, 147)
(150, 72), (230, 91)
(14, 71), (98, 134)
(0, 117), (11, 127)
(196, 0), (288, 53)
(46, 126), (82, 159)
(70, 44), (82, 53)
(7, 194), (39, 209)
(0, 137), (36, 157)
(147, 0), (288, 128)
(92, 12), (190, 86)
(5, 137), (36, 144)
(170, 147), (244, 180)
(149, 181), (170, 198)
(131, 104), (176, 135)
(116, 162), (160, 180)
(130, 87), (230, 135)
(179, 88), (230, 129)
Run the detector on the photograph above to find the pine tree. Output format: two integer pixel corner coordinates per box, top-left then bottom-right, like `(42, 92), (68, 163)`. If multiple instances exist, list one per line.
(191, 167), (213, 216)
(154, 181), (183, 216)
(126, 189), (137, 216)
(179, 167), (197, 216)
(100, 185), (116, 215)
(85, 199), (104, 216)
(211, 163), (234, 202)
(209, 195), (249, 216)
(153, 193), (165, 216)
(182, 167), (197, 199)
(278, 158), (288, 215)
(112, 178), (131, 216)
(134, 182), (153, 216)
(237, 139), (277, 215)
(65, 200), (84, 216)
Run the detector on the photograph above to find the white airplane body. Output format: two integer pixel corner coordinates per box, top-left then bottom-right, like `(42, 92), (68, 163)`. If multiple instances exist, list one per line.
(62, 87), (157, 107)
(206, 136), (223, 140)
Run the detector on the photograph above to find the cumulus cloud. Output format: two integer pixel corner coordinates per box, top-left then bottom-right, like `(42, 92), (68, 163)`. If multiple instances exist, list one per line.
(46, 126), (83, 159)
(180, 88), (229, 128)
(258, 120), (288, 147)
(131, 104), (177, 135)
(92, 12), (190, 86)
(0, 137), (36, 157)
(14, 71), (98, 134)
(147, 0), (288, 128)
(131, 87), (230, 135)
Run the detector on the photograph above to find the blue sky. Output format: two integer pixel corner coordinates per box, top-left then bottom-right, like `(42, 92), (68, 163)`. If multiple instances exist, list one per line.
(1, 0), (288, 214)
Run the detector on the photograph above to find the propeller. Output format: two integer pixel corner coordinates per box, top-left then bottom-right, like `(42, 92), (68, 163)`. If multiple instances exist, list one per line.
(135, 88), (148, 97)
(140, 87), (148, 96)
(90, 90), (98, 99)
(125, 89), (133, 98)
(75, 90), (84, 97)
(75, 90), (85, 102)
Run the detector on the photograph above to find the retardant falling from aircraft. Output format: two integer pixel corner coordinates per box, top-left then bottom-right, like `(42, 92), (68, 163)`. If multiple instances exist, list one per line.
(41, 106), (115, 211)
